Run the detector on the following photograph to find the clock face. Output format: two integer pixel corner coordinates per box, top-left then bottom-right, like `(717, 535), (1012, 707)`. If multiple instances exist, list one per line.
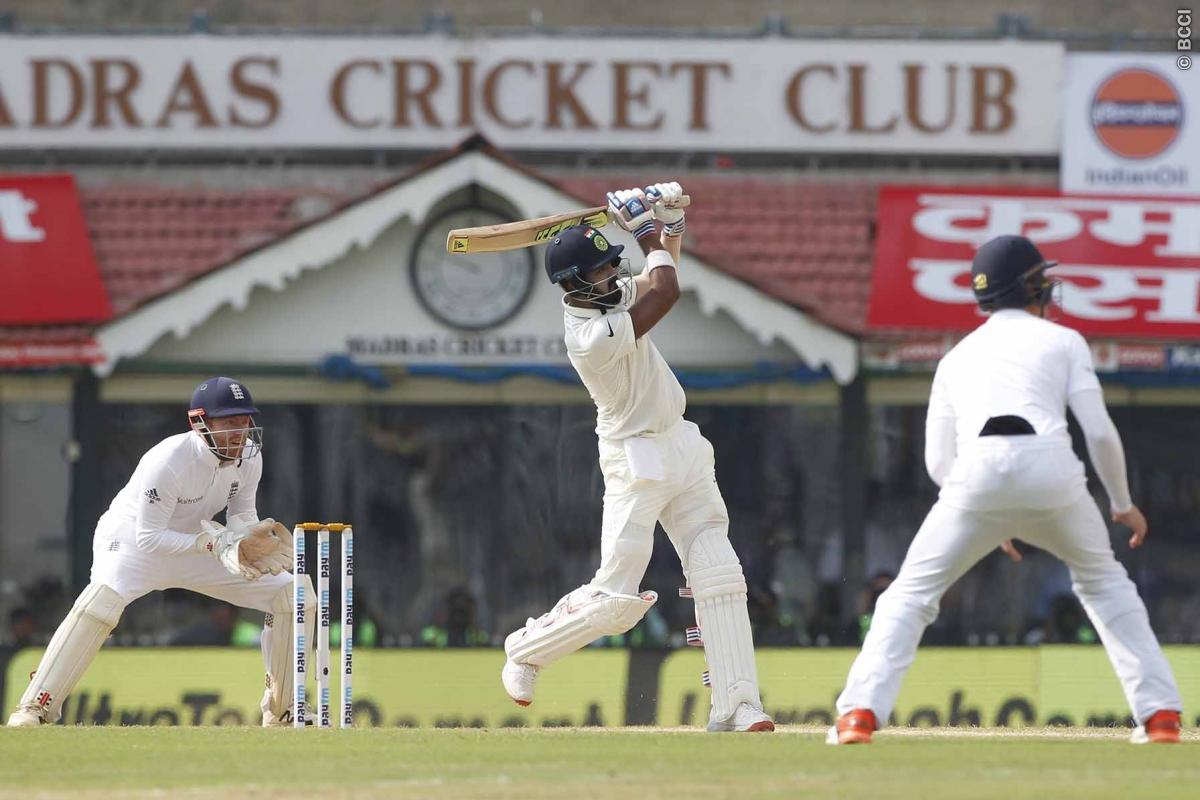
(410, 208), (536, 331)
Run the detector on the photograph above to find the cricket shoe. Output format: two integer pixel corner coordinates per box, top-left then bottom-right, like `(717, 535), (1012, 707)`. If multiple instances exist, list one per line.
(707, 703), (775, 732)
(826, 708), (877, 744)
(1130, 710), (1182, 744)
(5, 705), (46, 728)
(501, 658), (538, 706)
(262, 702), (314, 727)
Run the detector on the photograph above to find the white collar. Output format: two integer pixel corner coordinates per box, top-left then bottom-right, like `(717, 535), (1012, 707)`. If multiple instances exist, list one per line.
(989, 308), (1035, 321)
(561, 295), (612, 319)
(190, 430), (223, 468)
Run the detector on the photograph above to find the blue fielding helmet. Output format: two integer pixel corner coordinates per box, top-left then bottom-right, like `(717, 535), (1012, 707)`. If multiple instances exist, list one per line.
(971, 235), (1057, 312)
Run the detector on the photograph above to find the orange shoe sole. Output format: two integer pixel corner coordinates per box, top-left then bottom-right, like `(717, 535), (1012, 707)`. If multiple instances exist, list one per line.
(838, 730), (873, 744)
(746, 720), (775, 732)
(1147, 730), (1180, 743)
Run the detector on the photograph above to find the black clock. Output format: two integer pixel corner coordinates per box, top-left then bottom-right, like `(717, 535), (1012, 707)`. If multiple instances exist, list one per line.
(410, 207), (536, 331)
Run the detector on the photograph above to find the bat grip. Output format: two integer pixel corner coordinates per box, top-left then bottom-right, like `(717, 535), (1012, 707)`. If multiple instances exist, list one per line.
(643, 187), (691, 208)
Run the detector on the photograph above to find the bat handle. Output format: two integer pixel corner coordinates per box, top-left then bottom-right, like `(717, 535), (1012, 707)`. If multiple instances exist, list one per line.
(643, 186), (691, 208)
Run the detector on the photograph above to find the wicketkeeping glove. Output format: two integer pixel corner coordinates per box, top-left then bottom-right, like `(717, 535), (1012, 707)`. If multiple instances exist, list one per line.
(196, 518), (290, 581)
(606, 188), (657, 240)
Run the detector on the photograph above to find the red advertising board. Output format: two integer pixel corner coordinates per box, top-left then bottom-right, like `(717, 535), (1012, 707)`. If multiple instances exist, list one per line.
(868, 186), (1200, 339)
(0, 175), (111, 325)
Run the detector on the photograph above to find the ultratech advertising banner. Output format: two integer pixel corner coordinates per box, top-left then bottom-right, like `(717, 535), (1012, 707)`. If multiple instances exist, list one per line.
(2, 649), (629, 728)
(0, 174), (111, 325)
(1062, 54), (1200, 196)
(868, 186), (1200, 339)
(661, 648), (1200, 728)
(4, 646), (1198, 727)
(0, 37), (1062, 153)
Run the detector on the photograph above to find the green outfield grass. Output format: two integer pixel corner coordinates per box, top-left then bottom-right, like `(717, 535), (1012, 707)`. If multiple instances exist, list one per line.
(0, 726), (1194, 799)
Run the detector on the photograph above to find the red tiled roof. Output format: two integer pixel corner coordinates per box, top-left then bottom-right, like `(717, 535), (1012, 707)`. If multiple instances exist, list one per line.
(555, 177), (876, 335)
(1, 158), (882, 368)
(0, 186), (348, 367)
(81, 187), (347, 316)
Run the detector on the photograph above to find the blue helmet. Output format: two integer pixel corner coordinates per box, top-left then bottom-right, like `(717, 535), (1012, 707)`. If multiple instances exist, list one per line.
(190, 377), (260, 418)
(971, 235), (1057, 312)
(188, 377), (263, 461)
(544, 225), (633, 309)
(544, 225), (624, 284)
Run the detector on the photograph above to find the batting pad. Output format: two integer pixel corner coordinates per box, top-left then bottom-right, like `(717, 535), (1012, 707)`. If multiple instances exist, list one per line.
(687, 530), (763, 724)
(18, 582), (126, 723)
(261, 575), (314, 722)
(506, 587), (657, 667)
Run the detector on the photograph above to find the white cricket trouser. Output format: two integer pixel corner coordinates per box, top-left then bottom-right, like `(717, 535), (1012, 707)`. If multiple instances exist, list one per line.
(590, 420), (729, 594)
(837, 492), (1182, 726)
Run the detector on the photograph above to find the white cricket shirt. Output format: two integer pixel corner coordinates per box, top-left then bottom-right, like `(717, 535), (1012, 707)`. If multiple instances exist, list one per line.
(97, 431), (262, 554)
(563, 300), (686, 440)
(929, 309), (1101, 450)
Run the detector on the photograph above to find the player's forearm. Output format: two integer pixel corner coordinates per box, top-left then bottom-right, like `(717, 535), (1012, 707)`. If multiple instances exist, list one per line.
(637, 233), (666, 257)
(135, 526), (203, 555)
(1069, 389), (1133, 512)
(660, 227), (682, 265)
(643, 249), (679, 297)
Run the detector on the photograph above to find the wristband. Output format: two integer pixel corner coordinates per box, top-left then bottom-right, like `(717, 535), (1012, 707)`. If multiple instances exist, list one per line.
(646, 250), (677, 271)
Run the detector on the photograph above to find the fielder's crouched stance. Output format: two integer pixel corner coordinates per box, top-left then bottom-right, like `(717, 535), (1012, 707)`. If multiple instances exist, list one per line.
(829, 236), (1183, 745)
(6, 377), (313, 728)
(501, 183), (773, 732)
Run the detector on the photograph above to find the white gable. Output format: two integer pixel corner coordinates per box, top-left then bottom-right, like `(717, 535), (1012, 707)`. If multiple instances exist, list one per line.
(96, 148), (857, 382)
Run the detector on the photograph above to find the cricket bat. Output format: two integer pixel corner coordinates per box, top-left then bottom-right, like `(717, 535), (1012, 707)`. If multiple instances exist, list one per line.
(446, 196), (690, 254)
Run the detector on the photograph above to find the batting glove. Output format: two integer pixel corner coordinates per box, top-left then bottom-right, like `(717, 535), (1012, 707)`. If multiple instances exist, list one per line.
(606, 188), (657, 240)
(645, 182), (685, 236)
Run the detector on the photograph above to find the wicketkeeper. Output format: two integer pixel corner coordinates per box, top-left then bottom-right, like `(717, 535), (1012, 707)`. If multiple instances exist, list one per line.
(7, 377), (314, 727)
(501, 183), (774, 732)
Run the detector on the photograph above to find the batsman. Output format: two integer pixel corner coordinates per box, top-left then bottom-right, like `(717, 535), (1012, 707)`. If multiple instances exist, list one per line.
(829, 236), (1182, 745)
(6, 377), (314, 727)
(501, 183), (774, 732)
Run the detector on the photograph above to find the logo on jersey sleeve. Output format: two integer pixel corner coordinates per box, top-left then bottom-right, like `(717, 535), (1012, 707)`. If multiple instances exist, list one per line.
(143, 488), (161, 504)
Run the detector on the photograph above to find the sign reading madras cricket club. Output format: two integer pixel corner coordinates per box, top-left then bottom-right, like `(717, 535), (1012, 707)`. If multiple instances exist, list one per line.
(1061, 54), (1200, 196)
(0, 36), (1062, 153)
(867, 186), (1200, 339)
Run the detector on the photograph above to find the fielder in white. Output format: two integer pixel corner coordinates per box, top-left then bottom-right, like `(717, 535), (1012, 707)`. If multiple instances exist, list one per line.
(501, 183), (773, 732)
(6, 377), (312, 728)
(830, 235), (1182, 745)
